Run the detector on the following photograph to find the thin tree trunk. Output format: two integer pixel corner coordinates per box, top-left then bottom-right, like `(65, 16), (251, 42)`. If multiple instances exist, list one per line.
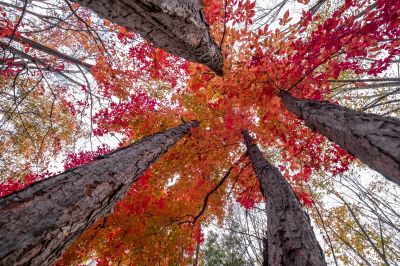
(278, 90), (400, 185)
(71, 0), (223, 76)
(242, 130), (326, 266)
(262, 234), (268, 266)
(193, 242), (200, 266)
(0, 121), (199, 266)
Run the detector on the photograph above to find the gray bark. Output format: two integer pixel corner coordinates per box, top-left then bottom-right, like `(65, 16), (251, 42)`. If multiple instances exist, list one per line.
(0, 121), (199, 266)
(71, 0), (223, 76)
(242, 130), (326, 266)
(279, 90), (400, 186)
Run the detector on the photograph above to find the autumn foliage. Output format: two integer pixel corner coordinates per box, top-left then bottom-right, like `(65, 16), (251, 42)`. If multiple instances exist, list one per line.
(1, 0), (399, 264)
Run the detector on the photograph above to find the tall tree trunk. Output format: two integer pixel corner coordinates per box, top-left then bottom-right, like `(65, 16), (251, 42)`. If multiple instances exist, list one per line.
(242, 130), (326, 266)
(193, 242), (200, 266)
(279, 90), (400, 185)
(262, 234), (268, 266)
(71, 0), (223, 76)
(0, 121), (199, 266)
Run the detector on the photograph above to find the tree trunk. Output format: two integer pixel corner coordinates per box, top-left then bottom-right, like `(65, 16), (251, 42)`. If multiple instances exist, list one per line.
(262, 234), (268, 266)
(242, 130), (326, 266)
(71, 0), (223, 76)
(193, 242), (200, 266)
(279, 90), (400, 185)
(0, 121), (199, 266)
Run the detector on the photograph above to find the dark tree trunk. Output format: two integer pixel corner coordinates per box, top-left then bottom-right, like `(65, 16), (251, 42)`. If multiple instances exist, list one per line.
(242, 130), (326, 266)
(0, 121), (198, 266)
(71, 0), (223, 76)
(193, 242), (200, 266)
(262, 234), (268, 266)
(279, 90), (400, 186)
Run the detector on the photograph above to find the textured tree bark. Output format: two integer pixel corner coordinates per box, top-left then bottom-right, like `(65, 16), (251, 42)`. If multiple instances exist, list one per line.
(279, 90), (400, 186)
(242, 130), (326, 266)
(0, 121), (199, 266)
(71, 0), (223, 76)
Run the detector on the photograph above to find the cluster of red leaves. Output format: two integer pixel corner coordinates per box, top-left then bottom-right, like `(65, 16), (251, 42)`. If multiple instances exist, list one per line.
(0, 8), (24, 78)
(0, 171), (52, 198)
(0, 176), (33, 198)
(234, 161), (264, 209)
(102, 19), (135, 45)
(90, 56), (136, 99)
(236, 192), (258, 209)
(249, 0), (400, 100)
(194, 223), (204, 244)
(92, 92), (156, 137)
(114, 171), (153, 216)
(294, 188), (314, 208)
(0, 7), (18, 38)
(116, 26), (135, 45)
(203, 0), (256, 26)
(63, 145), (110, 170)
(128, 42), (188, 88)
(276, 122), (354, 178)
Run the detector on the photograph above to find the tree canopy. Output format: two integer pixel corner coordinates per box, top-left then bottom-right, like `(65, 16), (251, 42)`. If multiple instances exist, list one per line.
(0, 0), (399, 265)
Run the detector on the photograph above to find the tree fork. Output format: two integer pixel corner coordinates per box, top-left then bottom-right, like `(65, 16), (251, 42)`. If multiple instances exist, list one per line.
(242, 130), (326, 266)
(71, 0), (223, 76)
(279, 90), (400, 185)
(0, 121), (199, 266)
